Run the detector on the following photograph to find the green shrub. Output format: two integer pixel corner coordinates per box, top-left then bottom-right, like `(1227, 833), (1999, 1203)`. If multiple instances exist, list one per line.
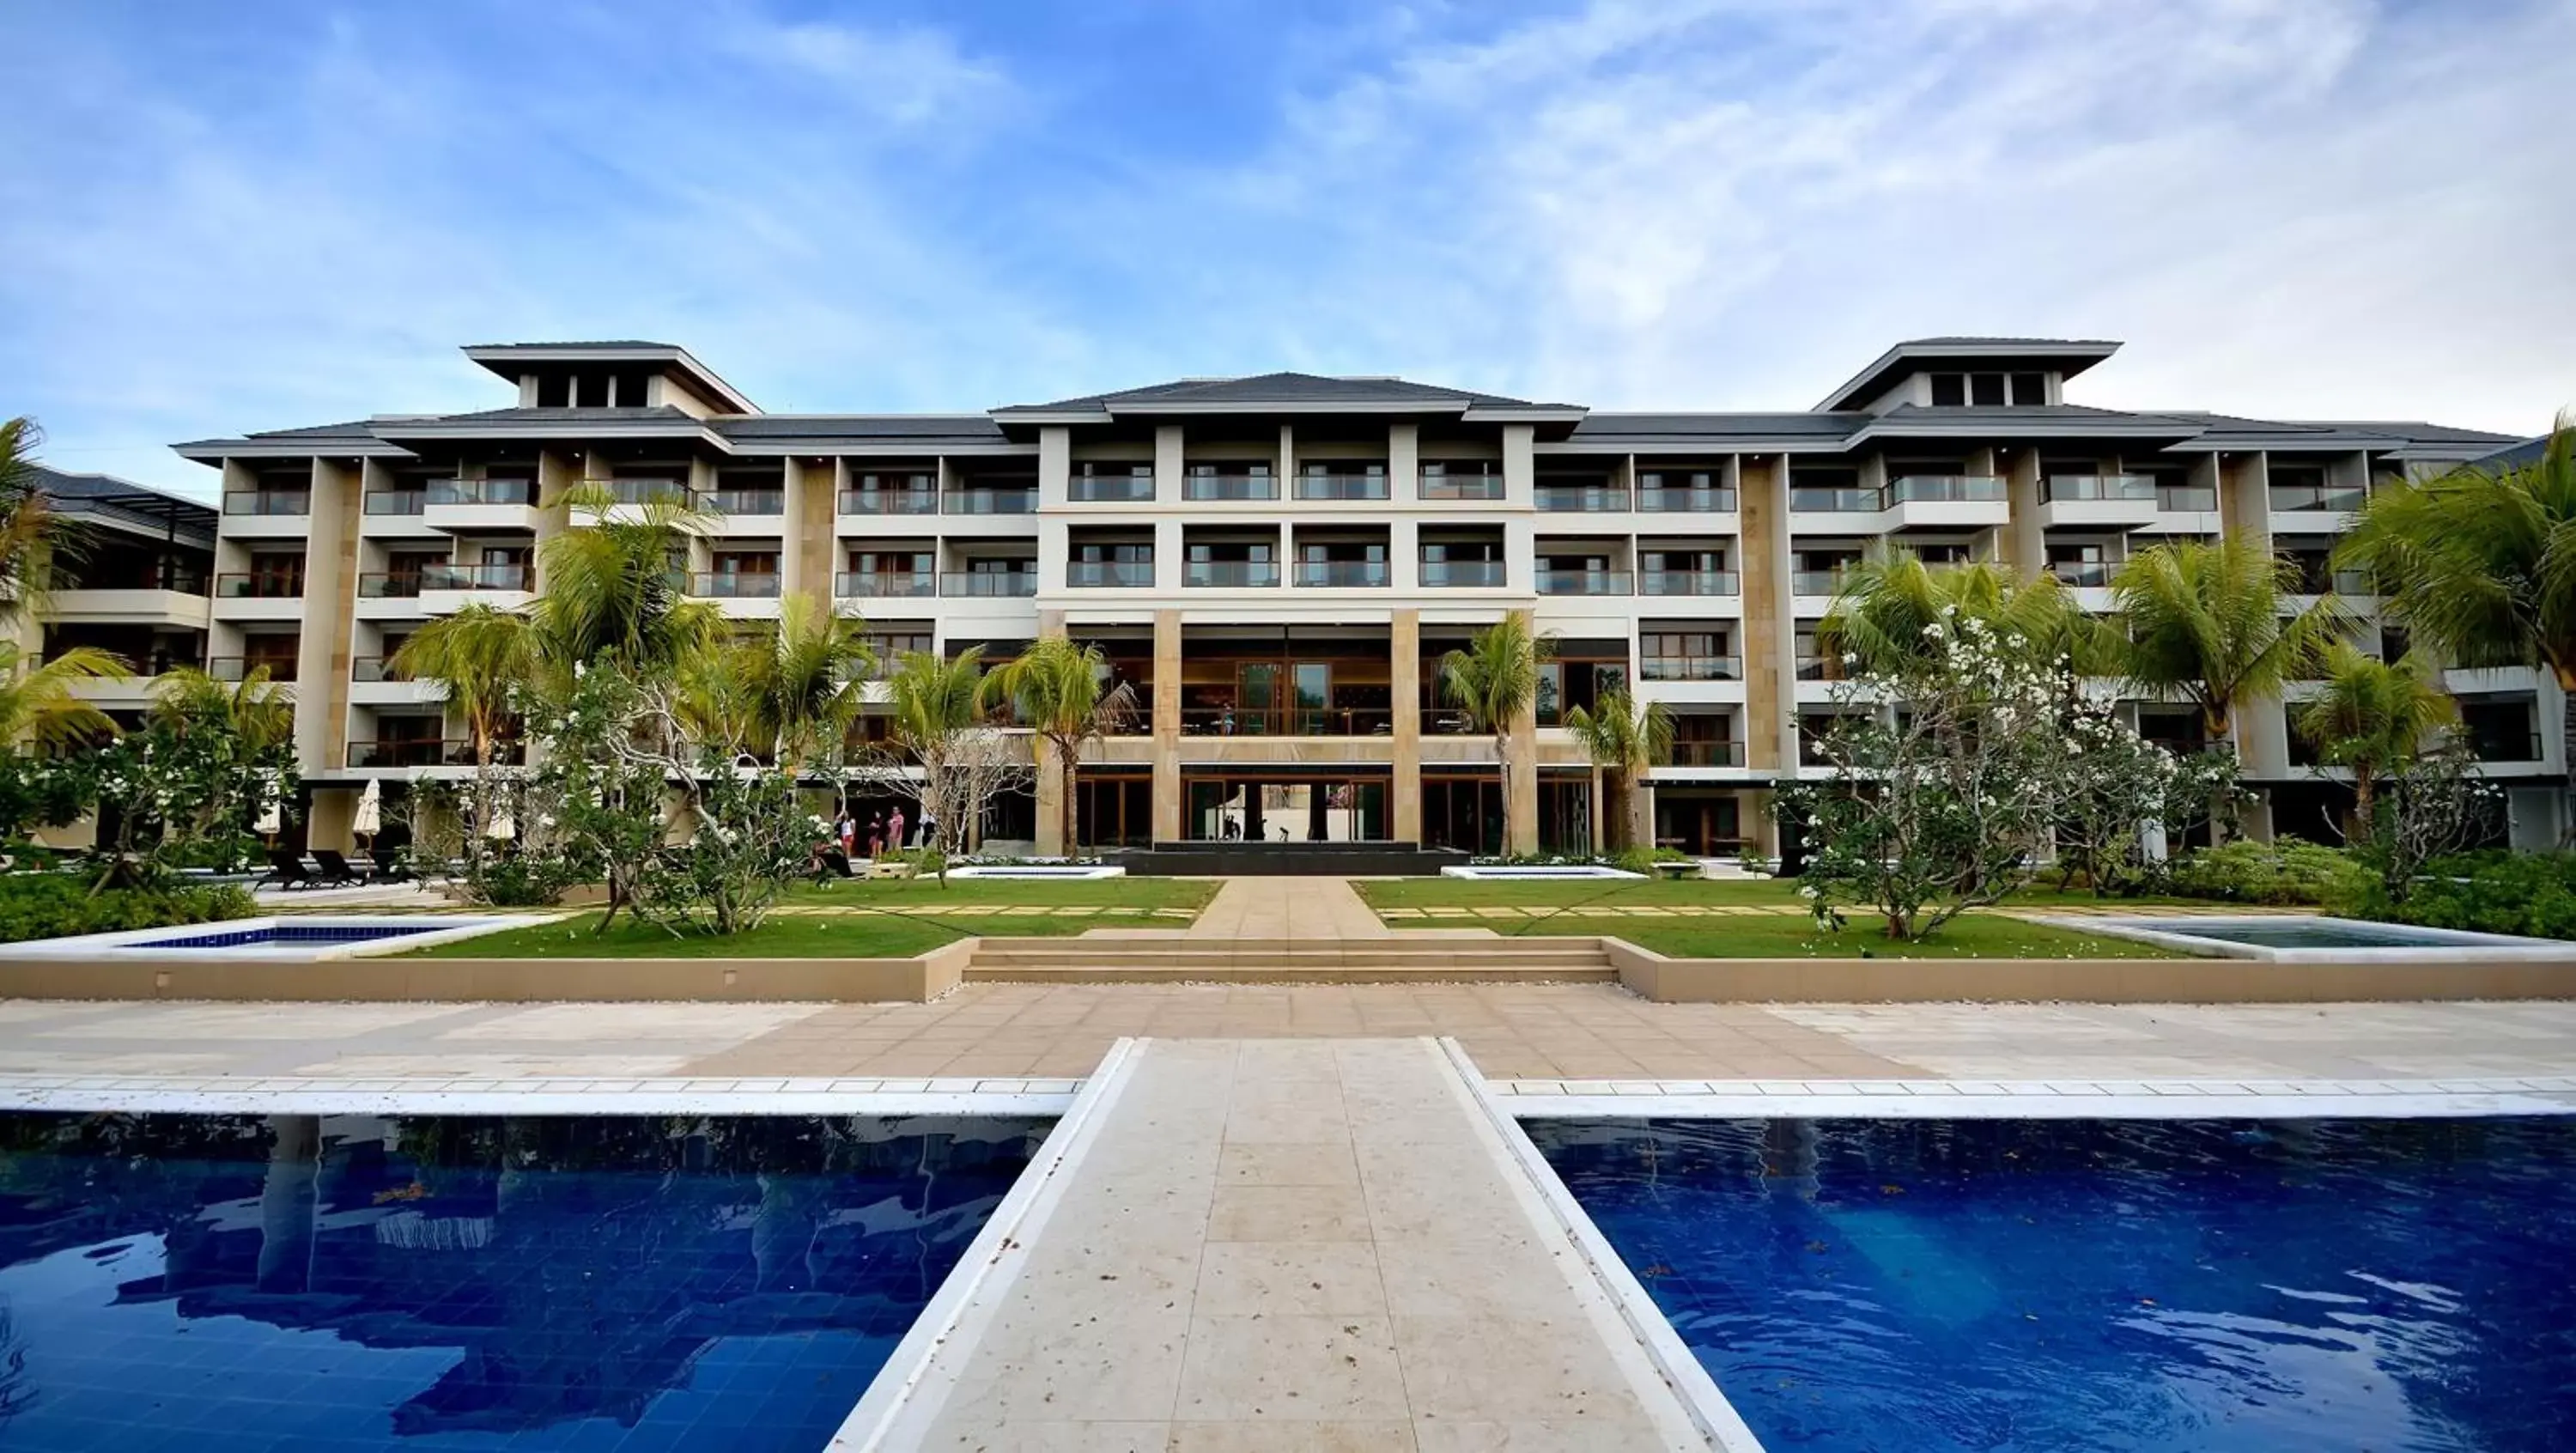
(1611, 845), (1661, 875)
(2366, 852), (2576, 939)
(0, 874), (256, 945)
(158, 832), (265, 873)
(2166, 837), (2369, 906)
(467, 855), (565, 908)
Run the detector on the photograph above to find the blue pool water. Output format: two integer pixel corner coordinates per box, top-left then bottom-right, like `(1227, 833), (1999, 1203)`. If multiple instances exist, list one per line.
(0, 1111), (1048, 1450)
(1530, 1117), (2576, 1452)
(124, 922), (454, 950)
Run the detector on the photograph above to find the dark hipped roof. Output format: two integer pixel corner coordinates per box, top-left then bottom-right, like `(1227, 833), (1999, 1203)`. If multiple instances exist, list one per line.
(1814, 337), (2123, 411)
(30, 465), (216, 545)
(996, 371), (1581, 420)
(459, 341), (760, 414)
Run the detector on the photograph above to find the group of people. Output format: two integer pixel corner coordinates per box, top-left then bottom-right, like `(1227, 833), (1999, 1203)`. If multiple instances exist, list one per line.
(831, 806), (929, 862)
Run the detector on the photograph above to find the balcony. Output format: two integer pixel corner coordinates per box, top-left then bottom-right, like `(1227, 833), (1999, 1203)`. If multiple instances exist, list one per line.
(206, 657), (297, 684)
(430, 479), (536, 507)
(2269, 483), (2366, 517)
(593, 477), (691, 507)
(835, 570), (936, 599)
(1637, 485), (1739, 514)
(2035, 473), (2159, 530)
(839, 487), (939, 515)
(44, 575), (214, 630)
(941, 570), (1039, 598)
(1182, 474), (1275, 502)
(1421, 560), (1505, 587)
(1185, 561), (1280, 588)
(222, 489), (310, 517)
(1665, 740), (1746, 768)
(1067, 561), (1154, 588)
(216, 572), (302, 599)
(1420, 474), (1504, 502)
(1534, 485), (1628, 513)
(350, 657), (415, 683)
(347, 739), (526, 769)
(1790, 568), (1854, 597)
(1182, 705), (1394, 737)
(421, 562), (529, 592)
(2048, 560), (2111, 587)
(690, 571), (781, 599)
(1293, 560), (1390, 588)
(708, 487), (785, 516)
(357, 572), (424, 599)
(1885, 475), (2008, 528)
(1789, 485), (1879, 514)
(945, 487), (1037, 515)
(1072, 474), (1157, 503)
(1294, 472), (1388, 502)
(363, 490), (428, 517)
(2157, 484), (2219, 513)
(1639, 569), (1739, 597)
(1641, 655), (1741, 683)
(1535, 570), (1631, 596)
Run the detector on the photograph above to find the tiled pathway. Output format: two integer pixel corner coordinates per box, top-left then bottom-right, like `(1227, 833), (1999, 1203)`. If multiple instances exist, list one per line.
(1188, 876), (1391, 939)
(3, 988), (2575, 1085)
(863, 1037), (1717, 1450)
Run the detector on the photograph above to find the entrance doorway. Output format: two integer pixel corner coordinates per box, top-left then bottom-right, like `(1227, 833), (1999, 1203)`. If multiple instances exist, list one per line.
(1183, 776), (1388, 842)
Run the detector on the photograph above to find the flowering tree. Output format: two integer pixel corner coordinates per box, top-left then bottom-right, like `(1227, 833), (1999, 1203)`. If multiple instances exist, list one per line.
(2049, 708), (2250, 897)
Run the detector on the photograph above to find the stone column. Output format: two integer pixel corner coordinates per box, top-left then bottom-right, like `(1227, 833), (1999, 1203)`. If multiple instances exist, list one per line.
(1392, 610), (1422, 842)
(1033, 610), (1067, 856)
(1506, 607), (1539, 854)
(1153, 609), (1182, 842)
(295, 458), (360, 797)
(1155, 426), (1183, 506)
(2002, 446), (2043, 580)
(1389, 423), (1419, 501)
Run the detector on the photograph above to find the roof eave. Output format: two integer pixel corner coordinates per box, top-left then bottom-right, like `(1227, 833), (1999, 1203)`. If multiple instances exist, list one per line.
(458, 343), (761, 415)
(171, 438), (416, 462)
(1814, 339), (2123, 411)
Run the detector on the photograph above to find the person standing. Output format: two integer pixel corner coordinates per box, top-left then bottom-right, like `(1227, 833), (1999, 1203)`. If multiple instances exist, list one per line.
(867, 812), (884, 860)
(837, 812), (857, 860)
(887, 806), (908, 855)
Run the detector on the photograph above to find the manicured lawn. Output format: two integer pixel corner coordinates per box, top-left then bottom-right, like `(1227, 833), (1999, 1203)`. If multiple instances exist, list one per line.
(411, 875), (1218, 958)
(1356, 876), (2183, 959)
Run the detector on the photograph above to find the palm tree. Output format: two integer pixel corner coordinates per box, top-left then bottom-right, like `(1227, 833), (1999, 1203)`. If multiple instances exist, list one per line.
(2291, 644), (2457, 835)
(0, 641), (125, 751)
(986, 636), (1138, 854)
(2111, 538), (2344, 741)
(2337, 420), (2576, 817)
(884, 644), (997, 878)
(390, 604), (538, 770)
(733, 592), (875, 769)
(1563, 687), (1672, 853)
(1439, 615), (1552, 854)
(0, 416), (84, 630)
(1820, 556), (2115, 678)
(149, 665), (295, 753)
(529, 487), (721, 680)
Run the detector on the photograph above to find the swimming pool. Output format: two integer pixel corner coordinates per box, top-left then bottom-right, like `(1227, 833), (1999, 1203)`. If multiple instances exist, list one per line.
(2060, 914), (2576, 962)
(1531, 1116), (2576, 1451)
(0, 914), (547, 960)
(0, 1110), (1049, 1451)
(1442, 864), (1646, 879)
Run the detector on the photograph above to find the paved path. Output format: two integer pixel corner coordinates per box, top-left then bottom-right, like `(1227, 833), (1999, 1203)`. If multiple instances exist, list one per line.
(3, 989), (2575, 1085)
(1188, 876), (1390, 939)
(870, 1037), (1714, 1450)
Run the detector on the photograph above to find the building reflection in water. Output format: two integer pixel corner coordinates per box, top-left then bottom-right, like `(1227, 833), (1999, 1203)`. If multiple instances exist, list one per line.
(0, 1111), (1049, 1450)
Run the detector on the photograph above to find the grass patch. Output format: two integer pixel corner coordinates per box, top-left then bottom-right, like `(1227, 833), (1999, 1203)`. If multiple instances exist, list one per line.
(413, 875), (1219, 958)
(1356, 876), (2180, 959)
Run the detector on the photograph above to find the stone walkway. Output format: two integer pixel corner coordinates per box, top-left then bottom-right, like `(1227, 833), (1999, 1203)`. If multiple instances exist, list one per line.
(1188, 877), (1390, 939)
(3, 988), (2573, 1085)
(867, 1037), (1714, 1450)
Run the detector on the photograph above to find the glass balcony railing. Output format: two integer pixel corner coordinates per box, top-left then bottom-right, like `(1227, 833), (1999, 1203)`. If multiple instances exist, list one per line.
(1790, 568), (1855, 595)
(838, 488), (938, 515)
(356, 571), (428, 599)
(2049, 561), (2112, 587)
(216, 572), (303, 599)
(1072, 475), (1157, 503)
(1640, 655), (1741, 682)
(421, 562), (529, 592)
(708, 488), (784, 516)
(592, 477), (691, 507)
(1420, 474), (1504, 502)
(1667, 740), (1746, 768)
(2157, 484), (2220, 512)
(1639, 568), (1740, 597)
(690, 571), (781, 599)
(68, 565), (210, 594)
(2042, 473), (2156, 503)
(222, 490), (310, 516)
(1534, 485), (1627, 513)
(1637, 486), (1739, 513)
(347, 739), (526, 769)
(206, 657), (297, 684)
(942, 571), (1038, 598)
(1887, 475), (2006, 505)
(1421, 559), (1505, 587)
(1535, 569), (1631, 596)
(945, 488), (1037, 515)
(1067, 560), (1154, 587)
(1294, 472), (1389, 502)
(428, 477), (535, 507)
(835, 570), (934, 598)
(2270, 484), (2367, 514)
(349, 657), (415, 684)
(1185, 560), (1280, 588)
(1789, 486), (1879, 513)
(1293, 560), (1390, 587)
(1182, 474), (1275, 502)
(363, 490), (428, 516)
(1181, 705), (1394, 738)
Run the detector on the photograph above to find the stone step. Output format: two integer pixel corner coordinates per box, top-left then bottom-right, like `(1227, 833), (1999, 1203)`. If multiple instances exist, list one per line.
(971, 937), (1608, 959)
(962, 962), (1620, 984)
(964, 950), (1616, 970)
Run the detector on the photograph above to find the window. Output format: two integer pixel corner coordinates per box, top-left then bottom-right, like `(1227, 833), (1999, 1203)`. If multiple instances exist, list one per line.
(1929, 374), (1966, 406)
(1969, 373), (2007, 407)
(2011, 372), (2046, 405)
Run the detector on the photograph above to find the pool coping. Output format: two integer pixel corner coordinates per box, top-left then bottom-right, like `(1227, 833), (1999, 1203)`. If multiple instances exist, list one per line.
(2026, 912), (2576, 963)
(1491, 1074), (2576, 1120)
(0, 1073), (1081, 1118)
(0, 912), (556, 961)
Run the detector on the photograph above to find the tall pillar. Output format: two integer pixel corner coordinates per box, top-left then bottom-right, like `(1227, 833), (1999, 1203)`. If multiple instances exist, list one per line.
(1154, 426), (1184, 506)
(1392, 610), (1422, 842)
(1506, 606), (1540, 854)
(1034, 610), (1067, 856)
(295, 459), (360, 786)
(783, 458), (833, 602)
(1152, 610), (1182, 842)
(1389, 423), (1419, 501)
(2002, 447), (2043, 580)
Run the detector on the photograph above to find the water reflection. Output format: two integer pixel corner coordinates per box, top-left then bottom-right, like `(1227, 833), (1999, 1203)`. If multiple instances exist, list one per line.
(1531, 1116), (2576, 1453)
(0, 1111), (1048, 1450)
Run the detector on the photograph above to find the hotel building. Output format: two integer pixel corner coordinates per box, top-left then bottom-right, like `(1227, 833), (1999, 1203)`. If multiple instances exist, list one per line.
(149, 337), (2550, 858)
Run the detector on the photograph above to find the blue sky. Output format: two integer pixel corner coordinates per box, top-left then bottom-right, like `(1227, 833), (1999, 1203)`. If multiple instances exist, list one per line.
(4, 0), (2572, 496)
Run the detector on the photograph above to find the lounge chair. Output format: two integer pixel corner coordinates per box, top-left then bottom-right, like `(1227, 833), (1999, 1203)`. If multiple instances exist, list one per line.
(254, 850), (312, 891)
(368, 848), (413, 885)
(310, 849), (363, 887)
(811, 848), (856, 883)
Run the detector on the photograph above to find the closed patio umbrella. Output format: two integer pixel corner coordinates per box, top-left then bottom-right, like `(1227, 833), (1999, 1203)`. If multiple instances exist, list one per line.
(352, 779), (384, 840)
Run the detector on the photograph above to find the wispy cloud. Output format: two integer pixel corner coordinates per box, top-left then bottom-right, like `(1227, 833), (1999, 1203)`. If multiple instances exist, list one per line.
(0, 0), (2568, 497)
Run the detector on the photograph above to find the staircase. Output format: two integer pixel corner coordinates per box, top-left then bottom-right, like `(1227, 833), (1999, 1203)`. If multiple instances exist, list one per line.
(962, 934), (1619, 985)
